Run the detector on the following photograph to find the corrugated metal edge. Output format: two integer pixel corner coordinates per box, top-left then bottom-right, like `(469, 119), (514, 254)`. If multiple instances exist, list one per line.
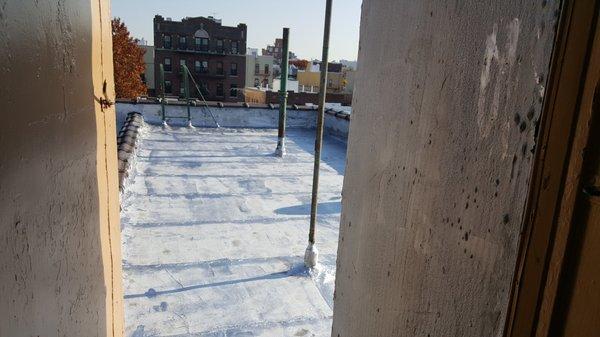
(117, 111), (144, 191)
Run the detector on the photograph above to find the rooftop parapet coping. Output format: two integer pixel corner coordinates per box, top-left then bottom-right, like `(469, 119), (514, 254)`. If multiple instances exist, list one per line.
(116, 98), (350, 118)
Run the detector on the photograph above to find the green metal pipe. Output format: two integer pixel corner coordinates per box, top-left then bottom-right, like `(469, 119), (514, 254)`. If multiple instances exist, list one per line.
(275, 28), (290, 157)
(184, 66), (220, 128)
(183, 64), (192, 126)
(308, 0), (333, 247)
(159, 64), (166, 125)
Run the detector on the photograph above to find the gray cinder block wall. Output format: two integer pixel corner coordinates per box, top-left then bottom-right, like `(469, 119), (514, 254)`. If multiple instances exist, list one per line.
(332, 0), (560, 336)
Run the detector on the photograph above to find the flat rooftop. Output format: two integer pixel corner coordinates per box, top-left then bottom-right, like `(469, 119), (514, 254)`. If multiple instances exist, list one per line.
(120, 125), (346, 336)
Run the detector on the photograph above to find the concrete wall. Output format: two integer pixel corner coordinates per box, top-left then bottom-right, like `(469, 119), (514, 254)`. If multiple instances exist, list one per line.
(116, 102), (351, 140)
(116, 103), (314, 129)
(324, 113), (350, 140)
(0, 1), (123, 336)
(332, 1), (559, 336)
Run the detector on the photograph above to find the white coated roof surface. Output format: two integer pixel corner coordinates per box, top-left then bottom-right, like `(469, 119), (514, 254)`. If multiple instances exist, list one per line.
(120, 125), (346, 337)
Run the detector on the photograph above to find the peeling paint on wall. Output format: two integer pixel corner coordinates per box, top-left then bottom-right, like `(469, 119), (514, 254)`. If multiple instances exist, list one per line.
(477, 18), (521, 145)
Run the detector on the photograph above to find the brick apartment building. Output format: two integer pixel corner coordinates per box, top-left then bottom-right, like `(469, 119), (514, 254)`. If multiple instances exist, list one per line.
(262, 38), (296, 65)
(154, 15), (247, 102)
(262, 38), (283, 64)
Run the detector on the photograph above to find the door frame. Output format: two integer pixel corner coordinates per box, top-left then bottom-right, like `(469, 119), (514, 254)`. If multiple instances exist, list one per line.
(504, 1), (600, 336)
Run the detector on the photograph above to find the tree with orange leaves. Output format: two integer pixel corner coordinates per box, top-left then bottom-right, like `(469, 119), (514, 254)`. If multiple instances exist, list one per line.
(112, 18), (147, 99)
(290, 59), (309, 71)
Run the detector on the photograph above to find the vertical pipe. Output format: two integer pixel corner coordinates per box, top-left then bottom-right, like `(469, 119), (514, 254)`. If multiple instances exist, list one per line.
(305, 0), (333, 268)
(183, 64), (192, 127)
(160, 64), (166, 126)
(275, 28), (290, 157)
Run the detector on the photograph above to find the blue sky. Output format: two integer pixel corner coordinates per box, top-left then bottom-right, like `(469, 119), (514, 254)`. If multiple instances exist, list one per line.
(112, 0), (362, 61)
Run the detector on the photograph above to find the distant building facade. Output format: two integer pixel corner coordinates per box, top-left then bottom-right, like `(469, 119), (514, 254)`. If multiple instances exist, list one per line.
(297, 71), (320, 93)
(139, 45), (155, 96)
(342, 67), (355, 94)
(245, 54), (274, 89)
(246, 47), (259, 57)
(297, 62), (347, 94)
(262, 38), (296, 66)
(153, 15), (247, 102)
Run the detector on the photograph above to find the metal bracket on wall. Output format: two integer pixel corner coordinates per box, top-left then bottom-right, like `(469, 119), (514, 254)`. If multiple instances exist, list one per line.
(100, 97), (114, 110)
(95, 95), (114, 110)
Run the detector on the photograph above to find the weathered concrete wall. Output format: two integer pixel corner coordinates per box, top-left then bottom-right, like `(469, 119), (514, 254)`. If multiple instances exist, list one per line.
(324, 112), (350, 140)
(0, 1), (123, 336)
(332, 1), (559, 336)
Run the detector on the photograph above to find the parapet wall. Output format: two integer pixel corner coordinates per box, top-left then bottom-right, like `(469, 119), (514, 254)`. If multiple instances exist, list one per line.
(265, 90), (353, 106)
(116, 100), (351, 140)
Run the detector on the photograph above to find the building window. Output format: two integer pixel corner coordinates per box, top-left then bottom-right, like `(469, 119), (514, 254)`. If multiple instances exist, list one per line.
(254, 78), (259, 87)
(231, 41), (238, 54)
(216, 83), (224, 97)
(217, 39), (223, 51)
(180, 86), (186, 96)
(195, 37), (209, 51)
(254, 63), (260, 75)
(264, 64), (269, 75)
(164, 80), (172, 94)
(328, 79), (333, 87)
(164, 35), (171, 49)
(216, 62), (224, 75)
(230, 63), (238, 76)
(180, 59), (186, 72)
(230, 84), (238, 97)
(179, 36), (187, 49)
(194, 60), (208, 73)
(164, 58), (172, 72)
